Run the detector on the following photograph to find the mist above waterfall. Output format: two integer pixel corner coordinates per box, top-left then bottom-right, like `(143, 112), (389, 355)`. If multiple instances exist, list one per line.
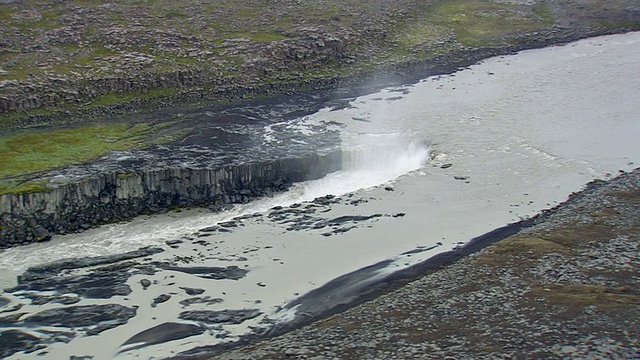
(300, 135), (429, 198)
(243, 130), (430, 213)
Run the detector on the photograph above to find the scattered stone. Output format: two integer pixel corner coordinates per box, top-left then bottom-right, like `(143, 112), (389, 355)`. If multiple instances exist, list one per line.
(179, 296), (224, 307)
(161, 265), (248, 280)
(0, 296), (10, 309)
(179, 309), (261, 325)
(24, 304), (137, 330)
(0, 330), (41, 358)
(0, 303), (24, 313)
(199, 226), (219, 232)
(312, 195), (338, 206)
(15, 247), (164, 282)
(151, 294), (171, 307)
(9, 263), (134, 301)
(140, 279), (152, 290)
(0, 312), (23, 326)
(165, 239), (183, 247)
(325, 214), (382, 226)
(351, 116), (371, 122)
(179, 287), (205, 296)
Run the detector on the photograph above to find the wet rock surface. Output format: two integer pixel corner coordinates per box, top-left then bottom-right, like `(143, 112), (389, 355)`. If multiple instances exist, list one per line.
(120, 322), (207, 353)
(159, 265), (248, 280)
(16, 246), (164, 281)
(179, 309), (262, 325)
(180, 287), (206, 296)
(179, 296), (224, 308)
(24, 304), (137, 329)
(267, 202), (384, 235)
(211, 169), (640, 359)
(0, 237), (262, 357)
(0, 304), (135, 358)
(7, 247), (166, 304)
(0, 330), (44, 358)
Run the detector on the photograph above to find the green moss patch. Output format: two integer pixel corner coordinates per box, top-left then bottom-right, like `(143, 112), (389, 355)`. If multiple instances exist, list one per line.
(541, 223), (617, 248)
(0, 122), (153, 193)
(227, 32), (289, 43)
(532, 3), (556, 27)
(608, 189), (640, 204)
(0, 179), (50, 195)
(423, 0), (548, 47)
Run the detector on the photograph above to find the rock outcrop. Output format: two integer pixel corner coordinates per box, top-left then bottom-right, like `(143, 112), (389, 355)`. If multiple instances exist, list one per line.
(0, 150), (342, 248)
(2, 0), (639, 128)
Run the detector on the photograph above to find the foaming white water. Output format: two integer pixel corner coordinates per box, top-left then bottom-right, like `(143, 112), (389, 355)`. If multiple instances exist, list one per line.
(0, 208), (241, 289)
(238, 135), (429, 213)
(310, 138), (429, 193)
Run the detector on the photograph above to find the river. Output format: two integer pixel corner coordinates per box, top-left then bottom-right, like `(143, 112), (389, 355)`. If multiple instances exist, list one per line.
(1, 32), (639, 359)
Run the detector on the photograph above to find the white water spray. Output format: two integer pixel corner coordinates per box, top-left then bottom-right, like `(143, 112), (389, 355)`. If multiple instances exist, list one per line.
(238, 130), (430, 213)
(301, 136), (429, 197)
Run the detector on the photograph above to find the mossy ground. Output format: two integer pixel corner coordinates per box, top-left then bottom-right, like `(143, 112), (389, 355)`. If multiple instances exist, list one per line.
(0, 120), (188, 195)
(474, 188), (640, 313)
(427, 1), (547, 46)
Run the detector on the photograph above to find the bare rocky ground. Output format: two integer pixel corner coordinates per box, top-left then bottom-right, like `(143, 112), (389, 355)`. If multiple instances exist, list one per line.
(211, 169), (640, 359)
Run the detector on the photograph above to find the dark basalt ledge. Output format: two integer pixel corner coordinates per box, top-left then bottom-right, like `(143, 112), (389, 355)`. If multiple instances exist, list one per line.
(0, 149), (342, 248)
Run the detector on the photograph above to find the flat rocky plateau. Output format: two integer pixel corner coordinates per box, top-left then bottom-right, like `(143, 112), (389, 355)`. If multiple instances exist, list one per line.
(211, 169), (640, 359)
